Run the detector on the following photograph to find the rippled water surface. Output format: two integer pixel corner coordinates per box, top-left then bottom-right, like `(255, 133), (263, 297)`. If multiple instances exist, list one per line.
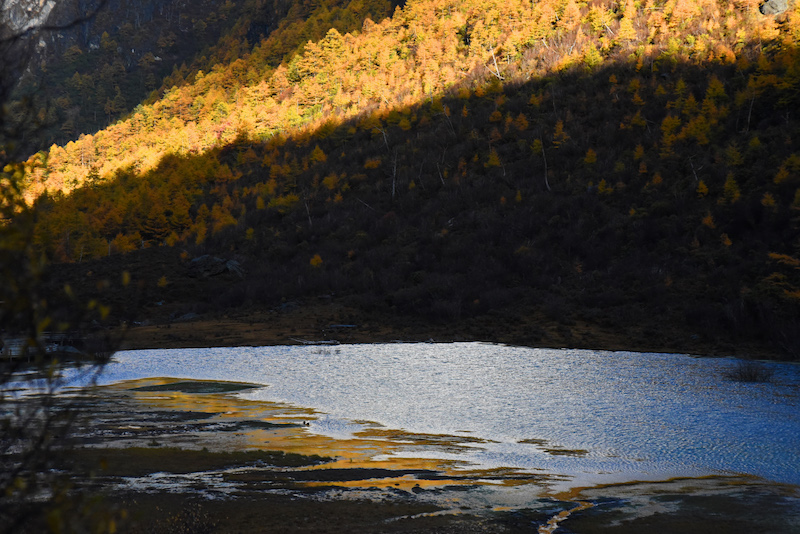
(85, 343), (800, 487)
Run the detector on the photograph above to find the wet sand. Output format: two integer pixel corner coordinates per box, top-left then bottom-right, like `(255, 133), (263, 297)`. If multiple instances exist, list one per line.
(30, 377), (799, 533)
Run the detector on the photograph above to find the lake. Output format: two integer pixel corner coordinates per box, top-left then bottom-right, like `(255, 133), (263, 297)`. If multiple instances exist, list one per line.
(75, 342), (800, 491)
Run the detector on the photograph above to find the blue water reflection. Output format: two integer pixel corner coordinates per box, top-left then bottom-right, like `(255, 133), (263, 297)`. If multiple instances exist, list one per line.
(86, 343), (800, 487)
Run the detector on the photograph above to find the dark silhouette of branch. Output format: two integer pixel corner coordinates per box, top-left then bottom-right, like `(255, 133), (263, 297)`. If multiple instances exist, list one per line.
(1, 3), (118, 532)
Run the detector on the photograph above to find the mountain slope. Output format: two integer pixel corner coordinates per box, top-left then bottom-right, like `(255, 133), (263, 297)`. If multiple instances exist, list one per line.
(16, 0), (800, 358)
(24, 0), (786, 195)
(5, 0), (401, 156)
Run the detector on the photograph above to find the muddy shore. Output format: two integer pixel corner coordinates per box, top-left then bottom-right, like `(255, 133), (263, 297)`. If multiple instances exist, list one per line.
(116, 300), (781, 360)
(13, 376), (799, 533)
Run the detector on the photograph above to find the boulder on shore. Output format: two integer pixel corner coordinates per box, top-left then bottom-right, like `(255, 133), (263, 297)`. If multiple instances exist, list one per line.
(187, 255), (245, 278)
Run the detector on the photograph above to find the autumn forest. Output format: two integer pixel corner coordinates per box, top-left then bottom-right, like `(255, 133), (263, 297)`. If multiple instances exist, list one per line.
(5, 0), (800, 358)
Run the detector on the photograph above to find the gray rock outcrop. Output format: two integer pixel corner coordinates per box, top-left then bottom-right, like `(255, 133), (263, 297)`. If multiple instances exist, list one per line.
(760, 0), (791, 15)
(187, 255), (245, 278)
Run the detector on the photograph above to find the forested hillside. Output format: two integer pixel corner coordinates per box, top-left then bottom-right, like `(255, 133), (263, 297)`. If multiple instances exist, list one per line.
(6, 0), (402, 154)
(9, 0), (800, 358)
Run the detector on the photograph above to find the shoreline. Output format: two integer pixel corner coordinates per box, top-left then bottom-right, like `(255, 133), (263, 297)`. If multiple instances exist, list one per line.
(34, 376), (800, 533)
(115, 301), (785, 360)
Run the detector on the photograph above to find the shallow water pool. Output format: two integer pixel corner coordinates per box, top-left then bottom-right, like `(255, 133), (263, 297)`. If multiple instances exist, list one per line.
(76, 343), (800, 488)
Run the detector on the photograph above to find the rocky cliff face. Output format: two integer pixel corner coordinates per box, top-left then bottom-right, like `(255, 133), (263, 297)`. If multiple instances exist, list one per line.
(1, 0), (57, 36)
(1, 0), (90, 78)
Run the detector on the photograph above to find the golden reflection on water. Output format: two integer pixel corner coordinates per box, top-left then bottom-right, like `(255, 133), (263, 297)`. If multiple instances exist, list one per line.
(302, 475), (473, 492)
(99, 377), (543, 492)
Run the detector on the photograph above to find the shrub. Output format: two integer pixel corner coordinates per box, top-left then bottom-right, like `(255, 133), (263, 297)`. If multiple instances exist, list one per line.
(725, 360), (774, 383)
